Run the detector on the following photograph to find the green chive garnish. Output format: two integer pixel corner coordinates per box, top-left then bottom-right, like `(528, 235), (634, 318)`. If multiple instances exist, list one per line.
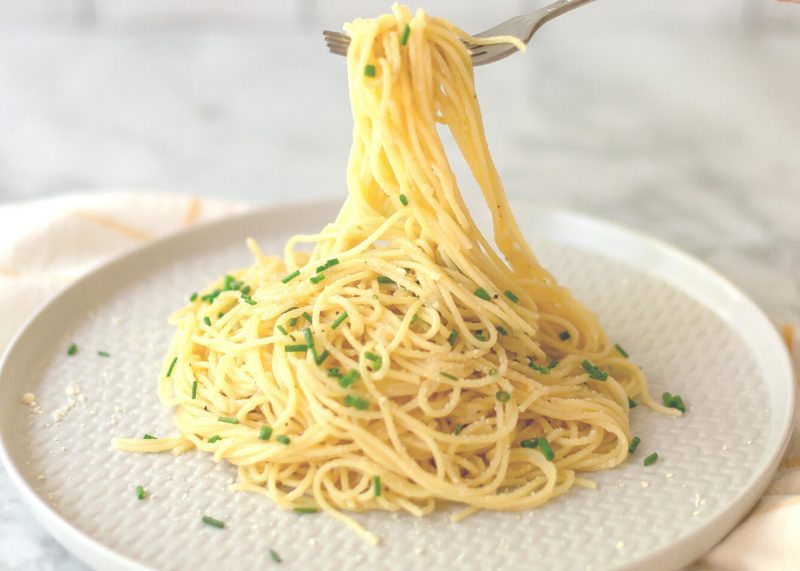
(97, 351), (110, 357)
(190, 292), (198, 302)
(331, 311), (348, 330)
(241, 294), (257, 305)
(373, 475), (382, 496)
(410, 313), (418, 323)
(400, 23), (411, 45)
(344, 394), (369, 410)
(315, 350), (330, 366)
(281, 270), (300, 284)
(287, 317), (298, 327)
(277, 325), (288, 335)
(497, 326), (508, 336)
(327, 367), (341, 378)
(135, 485), (145, 500)
(269, 548), (282, 563)
(474, 287), (491, 301)
(447, 330), (458, 346)
(529, 361), (552, 375)
(454, 423), (466, 435)
(495, 390), (511, 402)
(399, 194), (408, 206)
(310, 274), (325, 284)
(293, 507), (318, 514)
(241, 285), (251, 295)
(628, 436), (641, 454)
(200, 289), (222, 303)
(473, 332), (487, 342)
(143, 434), (156, 440)
(644, 452), (658, 466)
(364, 351), (381, 367)
(539, 438), (555, 461)
(259, 426), (273, 441)
(559, 331), (571, 341)
(520, 438), (539, 449)
(218, 417), (239, 424)
(339, 369), (360, 388)
(302, 311), (313, 323)
(191, 380), (198, 399)
(615, 343), (629, 358)
(166, 357), (177, 377)
(325, 258), (340, 269)
(504, 290), (519, 303)
(208, 435), (222, 443)
(440, 372), (458, 381)
(662, 392), (686, 412)
(203, 316), (212, 326)
(67, 343), (78, 356)
(202, 515), (225, 528)
(276, 435), (290, 445)
(377, 275), (395, 285)
(581, 360), (608, 381)
(364, 64), (376, 77)
(628, 397), (638, 409)
(223, 274), (237, 290)
(303, 327), (317, 359)
(285, 344), (308, 353)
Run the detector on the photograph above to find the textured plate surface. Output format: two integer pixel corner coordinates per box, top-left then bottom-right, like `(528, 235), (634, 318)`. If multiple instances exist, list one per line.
(0, 200), (793, 571)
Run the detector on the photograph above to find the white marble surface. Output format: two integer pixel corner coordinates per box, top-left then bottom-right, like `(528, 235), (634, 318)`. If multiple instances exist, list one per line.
(1, 1), (799, 569)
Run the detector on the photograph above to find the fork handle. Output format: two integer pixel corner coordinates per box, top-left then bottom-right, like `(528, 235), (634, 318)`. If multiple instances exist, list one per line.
(530, 0), (596, 38)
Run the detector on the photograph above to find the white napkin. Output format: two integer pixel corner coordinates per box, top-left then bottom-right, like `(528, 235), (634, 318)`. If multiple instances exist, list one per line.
(0, 192), (797, 569)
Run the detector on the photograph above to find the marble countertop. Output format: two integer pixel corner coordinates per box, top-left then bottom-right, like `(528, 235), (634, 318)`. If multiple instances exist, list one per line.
(1, 5), (798, 569)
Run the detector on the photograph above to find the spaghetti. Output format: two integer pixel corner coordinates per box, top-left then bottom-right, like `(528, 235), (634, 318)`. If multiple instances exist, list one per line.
(115, 4), (677, 544)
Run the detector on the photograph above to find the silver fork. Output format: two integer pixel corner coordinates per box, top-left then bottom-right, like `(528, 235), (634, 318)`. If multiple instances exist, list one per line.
(323, 0), (596, 66)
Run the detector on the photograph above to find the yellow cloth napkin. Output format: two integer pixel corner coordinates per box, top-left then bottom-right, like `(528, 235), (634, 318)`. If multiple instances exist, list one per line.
(0, 192), (796, 569)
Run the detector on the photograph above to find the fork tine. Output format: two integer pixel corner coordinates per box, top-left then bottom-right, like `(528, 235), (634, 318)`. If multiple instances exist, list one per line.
(323, 30), (350, 56)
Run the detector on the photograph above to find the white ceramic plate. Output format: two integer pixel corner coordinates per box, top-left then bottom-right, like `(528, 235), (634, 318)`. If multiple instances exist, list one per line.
(0, 200), (793, 571)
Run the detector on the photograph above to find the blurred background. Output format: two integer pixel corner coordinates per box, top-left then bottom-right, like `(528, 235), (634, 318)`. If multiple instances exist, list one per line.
(0, 2), (798, 568)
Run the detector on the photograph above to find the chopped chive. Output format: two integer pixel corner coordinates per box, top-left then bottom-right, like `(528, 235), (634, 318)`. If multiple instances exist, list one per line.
(315, 350), (330, 366)
(281, 270), (300, 284)
(241, 285), (251, 295)
(276, 435), (291, 445)
(166, 357), (177, 377)
(344, 394), (369, 410)
(190, 292), (198, 302)
(548, 359), (560, 369)
(143, 434), (156, 440)
(191, 380), (198, 399)
(377, 275), (395, 285)
(662, 392), (686, 413)
(559, 331), (571, 341)
(474, 287), (491, 301)
(410, 313), (418, 323)
(241, 294), (257, 305)
(454, 423), (466, 435)
(373, 475), (382, 497)
(67, 343), (78, 356)
(339, 369), (360, 388)
(223, 274), (237, 290)
(259, 426), (273, 441)
(400, 23), (411, 45)
(302, 311), (313, 323)
(285, 344), (308, 353)
(218, 312), (225, 318)
(529, 361), (552, 375)
(218, 416), (239, 424)
(447, 330), (458, 346)
(440, 372), (458, 381)
(202, 515), (225, 529)
(331, 311), (348, 330)
(293, 507), (318, 514)
(97, 350), (110, 357)
(504, 290), (520, 303)
(203, 316), (212, 326)
(539, 438), (555, 461)
(364, 351), (381, 363)
(614, 343), (629, 358)
(399, 193), (408, 206)
(628, 436), (641, 454)
(497, 326), (508, 336)
(310, 274), (325, 284)
(200, 289), (222, 304)
(135, 485), (145, 500)
(325, 258), (340, 269)
(208, 435), (222, 443)
(277, 325), (288, 335)
(327, 367), (341, 378)
(303, 327), (317, 356)
(269, 548), (282, 563)
(644, 452), (658, 466)
(315, 264), (326, 273)
(364, 64), (376, 77)
(473, 332), (487, 342)
(287, 317), (298, 327)
(628, 397), (638, 409)
(581, 360), (608, 381)
(495, 390), (511, 402)
(521, 438), (539, 449)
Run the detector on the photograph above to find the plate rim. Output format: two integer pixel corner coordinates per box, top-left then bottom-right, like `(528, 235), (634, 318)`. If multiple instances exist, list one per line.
(0, 198), (794, 571)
